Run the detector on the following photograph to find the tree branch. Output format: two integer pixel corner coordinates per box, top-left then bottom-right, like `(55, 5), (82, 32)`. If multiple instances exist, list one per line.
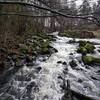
(0, 1), (100, 26)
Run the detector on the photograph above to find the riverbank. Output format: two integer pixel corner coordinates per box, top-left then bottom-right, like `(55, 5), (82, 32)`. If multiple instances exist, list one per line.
(0, 33), (57, 75)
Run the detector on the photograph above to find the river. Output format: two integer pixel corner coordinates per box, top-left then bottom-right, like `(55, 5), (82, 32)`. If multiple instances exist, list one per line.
(0, 32), (100, 100)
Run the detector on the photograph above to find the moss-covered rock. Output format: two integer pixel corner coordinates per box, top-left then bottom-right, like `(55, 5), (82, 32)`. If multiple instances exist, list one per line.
(40, 40), (50, 54)
(85, 43), (95, 53)
(82, 55), (100, 65)
(77, 47), (87, 55)
(78, 41), (88, 47)
(77, 41), (95, 55)
(15, 58), (23, 67)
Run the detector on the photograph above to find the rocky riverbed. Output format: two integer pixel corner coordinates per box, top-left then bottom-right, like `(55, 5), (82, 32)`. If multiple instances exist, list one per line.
(0, 32), (100, 100)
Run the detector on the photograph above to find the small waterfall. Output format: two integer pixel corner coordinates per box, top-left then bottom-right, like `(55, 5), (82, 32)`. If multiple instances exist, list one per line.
(0, 33), (100, 100)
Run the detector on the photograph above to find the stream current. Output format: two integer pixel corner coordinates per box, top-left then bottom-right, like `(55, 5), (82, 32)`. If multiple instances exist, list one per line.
(0, 32), (100, 100)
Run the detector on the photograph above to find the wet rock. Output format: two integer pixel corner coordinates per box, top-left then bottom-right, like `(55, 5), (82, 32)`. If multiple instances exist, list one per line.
(85, 43), (95, 53)
(78, 60), (82, 64)
(36, 67), (42, 72)
(15, 59), (23, 67)
(77, 47), (87, 55)
(15, 62), (23, 67)
(78, 79), (83, 83)
(25, 55), (33, 63)
(77, 41), (95, 55)
(68, 39), (76, 44)
(97, 49), (100, 53)
(26, 62), (34, 67)
(26, 81), (36, 90)
(69, 60), (77, 69)
(63, 70), (68, 74)
(50, 47), (58, 53)
(58, 76), (63, 80)
(91, 75), (100, 81)
(91, 76), (98, 80)
(96, 70), (100, 75)
(43, 95), (49, 99)
(26, 81), (39, 93)
(69, 53), (73, 55)
(82, 55), (100, 65)
(62, 62), (67, 65)
(85, 65), (90, 69)
(78, 41), (88, 47)
(57, 61), (62, 64)
(26, 81), (36, 93)
(42, 58), (46, 61)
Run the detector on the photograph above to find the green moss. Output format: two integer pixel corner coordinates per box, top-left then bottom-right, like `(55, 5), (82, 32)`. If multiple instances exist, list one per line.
(85, 43), (95, 53)
(41, 40), (50, 54)
(78, 41), (88, 47)
(77, 41), (95, 55)
(82, 56), (94, 64)
(82, 55), (100, 65)
(77, 47), (87, 55)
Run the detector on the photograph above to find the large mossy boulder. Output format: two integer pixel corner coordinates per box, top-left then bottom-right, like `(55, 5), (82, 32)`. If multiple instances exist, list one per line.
(77, 41), (95, 55)
(85, 43), (95, 53)
(77, 47), (87, 55)
(78, 41), (88, 47)
(82, 55), (100, 65)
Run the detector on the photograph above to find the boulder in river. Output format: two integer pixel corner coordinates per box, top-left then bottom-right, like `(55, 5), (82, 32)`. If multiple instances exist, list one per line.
(77, 41), (95, 55)
(15, 58), (23, 67)
(57, 61), (62, 64)
(36, 67), (42, 72)
(82, 55), (100, 65)
(62, 62), (67, 65)
(69, 60), (77, 69)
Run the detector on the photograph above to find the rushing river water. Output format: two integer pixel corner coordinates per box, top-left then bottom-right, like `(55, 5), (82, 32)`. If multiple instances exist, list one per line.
(0, 32), (100, 100)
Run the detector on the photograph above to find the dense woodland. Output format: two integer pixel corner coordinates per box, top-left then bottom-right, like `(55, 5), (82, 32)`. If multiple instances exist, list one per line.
(0, 0), (100, 34)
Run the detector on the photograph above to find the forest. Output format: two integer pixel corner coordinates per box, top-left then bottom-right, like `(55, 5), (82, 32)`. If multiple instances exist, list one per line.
(0, 0), (100, 100)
